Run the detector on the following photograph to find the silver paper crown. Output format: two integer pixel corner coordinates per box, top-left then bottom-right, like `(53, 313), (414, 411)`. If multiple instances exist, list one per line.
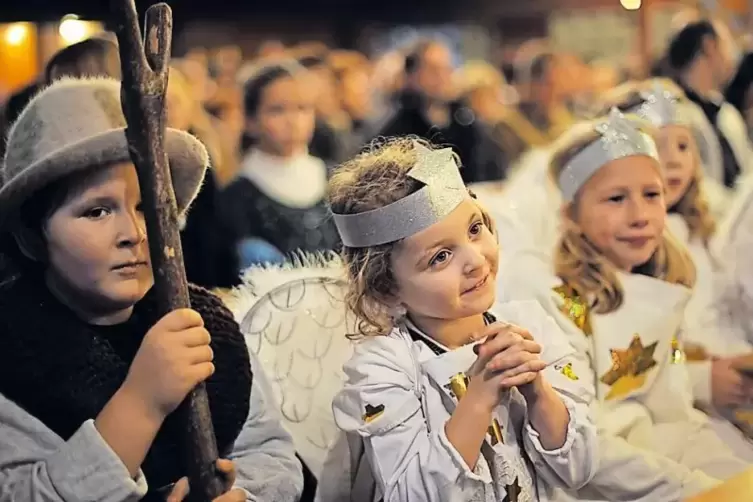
(332, 141), (468, 248)
(628, 81), (691, 127)
(558, 108), (660, 202)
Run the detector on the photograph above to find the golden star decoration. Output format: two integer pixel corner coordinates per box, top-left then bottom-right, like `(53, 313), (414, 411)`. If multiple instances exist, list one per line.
(557, 361), (579, 381)
(553, 285), (592, 336)
(600, 334), (658, 400)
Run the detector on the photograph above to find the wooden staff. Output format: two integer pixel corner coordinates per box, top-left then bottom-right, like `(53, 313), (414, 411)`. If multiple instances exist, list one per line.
(110, 1), (224, 500)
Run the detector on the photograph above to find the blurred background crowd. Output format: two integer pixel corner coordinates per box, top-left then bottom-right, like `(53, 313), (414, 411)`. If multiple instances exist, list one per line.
(2, 0), (753, 291)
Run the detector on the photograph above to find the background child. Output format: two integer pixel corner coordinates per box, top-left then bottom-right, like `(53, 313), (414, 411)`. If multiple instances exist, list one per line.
(500, 110), (747, 500)
(220, 60), (339, 270)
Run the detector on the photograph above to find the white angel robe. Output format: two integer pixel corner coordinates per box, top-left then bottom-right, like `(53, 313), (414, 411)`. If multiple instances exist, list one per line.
(712, 173), (753, 346)
(666, 214), (753, 461)
(332, 301), (598, 502)
(665, 214), (719, 406)
(470, 148), (561, 262)
(499, 251), (749, 501)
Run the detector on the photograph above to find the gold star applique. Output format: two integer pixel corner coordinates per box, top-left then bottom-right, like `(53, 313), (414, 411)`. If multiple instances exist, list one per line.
(600, 334), (658, 400)
(363, 404), (385, 423)
(556, 362), (579, 381)
(553, 285), (591, 336)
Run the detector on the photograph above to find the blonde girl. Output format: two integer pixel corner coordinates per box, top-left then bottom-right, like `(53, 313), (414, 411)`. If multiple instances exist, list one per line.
(328, 137), (597, 502)
(602, 82), (753, 455)
(500, 110), (748, 501)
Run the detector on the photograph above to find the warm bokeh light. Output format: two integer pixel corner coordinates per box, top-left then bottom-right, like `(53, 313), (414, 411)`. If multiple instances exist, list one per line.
(620, 0), (642, 10)
(59, 15), (89, 45)
(5, 23), (29, 46)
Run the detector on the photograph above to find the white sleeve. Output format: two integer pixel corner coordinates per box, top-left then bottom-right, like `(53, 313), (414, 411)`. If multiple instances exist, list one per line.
(0, 394), (147, 502)
(227, 353), (304, 502)
(686, 360), (714, 408)
(332, 336), (491, 502)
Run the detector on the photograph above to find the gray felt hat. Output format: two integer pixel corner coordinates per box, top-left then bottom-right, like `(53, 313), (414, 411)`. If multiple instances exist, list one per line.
(0, 77), (208, 227)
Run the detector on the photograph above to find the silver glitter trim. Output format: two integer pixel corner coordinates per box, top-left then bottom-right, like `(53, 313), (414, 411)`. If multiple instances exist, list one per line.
(558, 108), (660, 202)
(332, 141), (468, 247)
(629, 81), (692, 128)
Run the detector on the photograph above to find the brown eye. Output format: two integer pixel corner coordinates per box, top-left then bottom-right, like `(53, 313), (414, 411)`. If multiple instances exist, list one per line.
(430, 250), (451, 267)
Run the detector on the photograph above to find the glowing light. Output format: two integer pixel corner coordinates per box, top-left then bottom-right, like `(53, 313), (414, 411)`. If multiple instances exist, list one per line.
(59, 15), (88, 45)
(5, 23), (29, 46)
(620, 0), (642, 10)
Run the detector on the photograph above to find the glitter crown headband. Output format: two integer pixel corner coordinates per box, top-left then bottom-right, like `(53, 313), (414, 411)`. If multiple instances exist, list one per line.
(628, 82), (692, 128)
(558, 108), (659, 202)
(332, 141), (468, 248)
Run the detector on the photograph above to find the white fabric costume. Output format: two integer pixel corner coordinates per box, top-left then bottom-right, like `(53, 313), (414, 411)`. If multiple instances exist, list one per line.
(226, 254), (598, 502)
(332, 301), (597, 502)
(470, 148), (561, 262)
(498, 250), (749, 501)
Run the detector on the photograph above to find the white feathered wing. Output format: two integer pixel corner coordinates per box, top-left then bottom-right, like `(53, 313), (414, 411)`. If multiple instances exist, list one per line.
(224, 253), (356, 491)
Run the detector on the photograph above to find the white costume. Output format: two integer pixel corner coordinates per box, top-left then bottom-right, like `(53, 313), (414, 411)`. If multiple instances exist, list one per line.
(665, 214), (753, 461)
(226, 255), (598, 502)
(498, 250), (749, 500)
(713, 173), (753, 345)
(332, 301), (597, 502)
(471, 148), (561, 262)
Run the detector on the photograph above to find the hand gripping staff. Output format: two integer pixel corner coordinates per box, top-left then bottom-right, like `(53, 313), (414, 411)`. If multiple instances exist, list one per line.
(111, 1), (224, 499)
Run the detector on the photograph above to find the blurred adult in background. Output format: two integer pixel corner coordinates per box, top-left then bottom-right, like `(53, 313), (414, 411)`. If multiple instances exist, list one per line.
(0, 82), (42, 160)
(166, 67), (239, 289)
(44, 37), (121, 83)
(453, 60), (509, 126)
(330, 50), (388, 157)
(257, 40), (287, 60)
(294, 45), (349, 166)
(376, 38), (507, 183)
(494, 49), (574, 165)
(725, 52), (753, 139)
(668, 19), (752, 190)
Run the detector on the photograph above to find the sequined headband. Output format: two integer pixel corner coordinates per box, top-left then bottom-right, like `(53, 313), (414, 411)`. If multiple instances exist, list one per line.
(628, 82), (692, 128)
(558, 108), (660, 202)
(331, 142), (468, 248)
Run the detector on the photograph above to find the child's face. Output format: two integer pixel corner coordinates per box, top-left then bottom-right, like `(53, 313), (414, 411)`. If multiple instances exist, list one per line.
(390, 199), (498, 325)
(572, 155), (666, 271)
(44, 162), (153, 318)
(252, 75), (316, 157)
(656, 125), (697, 208)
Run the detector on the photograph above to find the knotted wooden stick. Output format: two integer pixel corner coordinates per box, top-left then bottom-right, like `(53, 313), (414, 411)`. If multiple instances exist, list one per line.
(111, 1), (224, 499)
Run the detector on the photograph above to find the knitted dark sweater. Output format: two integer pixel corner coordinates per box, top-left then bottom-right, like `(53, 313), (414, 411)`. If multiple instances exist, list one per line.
(0, 272), (252, 499)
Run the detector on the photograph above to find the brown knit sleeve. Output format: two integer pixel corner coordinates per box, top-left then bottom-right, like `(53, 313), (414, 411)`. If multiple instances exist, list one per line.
(187, 284), (253, 456)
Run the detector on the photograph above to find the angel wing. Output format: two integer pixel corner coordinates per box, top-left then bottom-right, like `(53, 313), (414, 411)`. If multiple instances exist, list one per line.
(225, 252), (356, 482)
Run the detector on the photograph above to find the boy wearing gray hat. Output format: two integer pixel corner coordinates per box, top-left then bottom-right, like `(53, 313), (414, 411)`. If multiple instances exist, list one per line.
(0, 77), (303, 501)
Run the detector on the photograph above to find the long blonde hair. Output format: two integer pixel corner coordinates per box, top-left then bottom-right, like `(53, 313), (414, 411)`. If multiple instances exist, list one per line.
(549, 120), (696, 315)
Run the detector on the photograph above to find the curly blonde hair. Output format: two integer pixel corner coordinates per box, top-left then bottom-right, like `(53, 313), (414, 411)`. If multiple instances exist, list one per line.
(328, 136), (492, 337)
(549, 119), (696, 315)
(596, 79), (716, 246)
